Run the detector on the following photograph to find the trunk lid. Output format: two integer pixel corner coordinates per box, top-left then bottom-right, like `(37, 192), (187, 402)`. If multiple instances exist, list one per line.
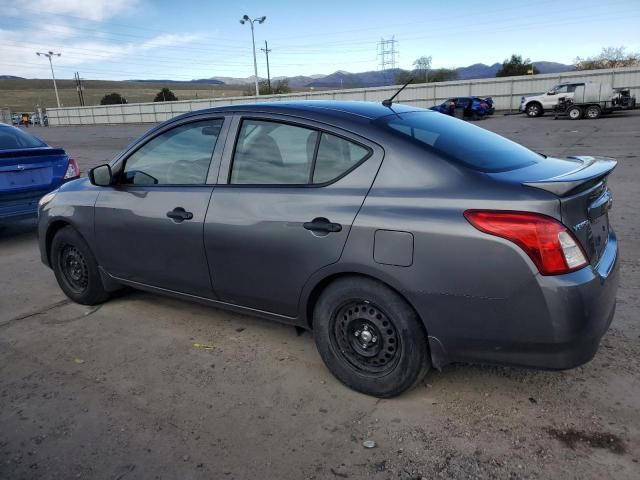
(490, 155), (617, 266)
(0, 147), (69, 194)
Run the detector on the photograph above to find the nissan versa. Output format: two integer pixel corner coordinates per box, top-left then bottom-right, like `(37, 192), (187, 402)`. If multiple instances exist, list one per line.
(37, 101), (619, 398)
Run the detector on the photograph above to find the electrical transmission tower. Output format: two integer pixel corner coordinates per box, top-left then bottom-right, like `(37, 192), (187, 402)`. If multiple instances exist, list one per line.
(378, 36), (398, 70)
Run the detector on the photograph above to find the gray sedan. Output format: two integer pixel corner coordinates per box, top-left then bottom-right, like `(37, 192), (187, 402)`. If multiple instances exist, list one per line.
(37, 101), (619, 397)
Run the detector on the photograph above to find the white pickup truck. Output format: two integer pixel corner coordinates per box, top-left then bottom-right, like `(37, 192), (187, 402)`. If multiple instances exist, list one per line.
(519, 82), (586, 117)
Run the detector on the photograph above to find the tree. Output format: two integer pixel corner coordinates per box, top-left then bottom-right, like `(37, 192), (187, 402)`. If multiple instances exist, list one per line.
(574, 46), (640, 70)
(245, 79), (292, 96)
(412, 56), (432, 83)
(495, 54), (539, 77)
(100, 92), (127, 105)
(394, 66), (458, 85)
(154, 88), (178, 102)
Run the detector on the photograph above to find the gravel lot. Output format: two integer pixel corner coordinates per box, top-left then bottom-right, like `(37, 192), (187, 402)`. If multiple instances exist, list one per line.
(1, 110), (639, 479)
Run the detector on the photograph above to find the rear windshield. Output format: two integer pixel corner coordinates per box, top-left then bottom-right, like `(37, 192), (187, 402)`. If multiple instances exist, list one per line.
(0, 126), (46, 150)
(379, 111), (540, 172)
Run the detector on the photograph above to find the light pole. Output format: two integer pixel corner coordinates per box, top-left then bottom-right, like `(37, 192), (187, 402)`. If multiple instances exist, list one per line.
(36, 51), (62, 108)
(240, 15), (266, 97)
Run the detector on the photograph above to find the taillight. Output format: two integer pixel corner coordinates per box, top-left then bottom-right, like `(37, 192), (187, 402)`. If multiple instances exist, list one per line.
(464, 210), (588, 275)
(64, 158), (80, 179)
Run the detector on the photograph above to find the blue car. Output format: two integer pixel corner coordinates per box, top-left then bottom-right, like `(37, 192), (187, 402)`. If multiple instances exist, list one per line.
(430, 97), (495, 119)
(0, 123), (79, 222)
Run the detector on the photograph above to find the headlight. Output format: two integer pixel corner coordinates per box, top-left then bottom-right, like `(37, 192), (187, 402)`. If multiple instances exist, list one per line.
(38, 191), (57, 208)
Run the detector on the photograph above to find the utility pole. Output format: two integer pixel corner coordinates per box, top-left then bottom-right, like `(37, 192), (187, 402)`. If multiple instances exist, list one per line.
(240, 15), (266, 96)
(74, 72), (85, 106)
(36, 51), (62, 107)
(261, 40), (272, 94)
(377, 37), (398, 71)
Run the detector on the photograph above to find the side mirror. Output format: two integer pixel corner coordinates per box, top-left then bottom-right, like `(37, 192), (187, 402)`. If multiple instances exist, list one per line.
(547, 91), (555, 95)
(89, 164), (113, 187)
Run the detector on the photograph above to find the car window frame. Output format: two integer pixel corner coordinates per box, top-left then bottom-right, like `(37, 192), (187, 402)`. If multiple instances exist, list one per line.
(111, 115), (230, 188)
(221, 114), (374, 188)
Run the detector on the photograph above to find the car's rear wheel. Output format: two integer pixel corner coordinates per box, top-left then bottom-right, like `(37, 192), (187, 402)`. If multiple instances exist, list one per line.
(568, 106), (583, 120)
(313, 277), (430, 398)
(526, 102), (543, 117)
(51, 226), (109, 305)
(585, 105), (602, 119)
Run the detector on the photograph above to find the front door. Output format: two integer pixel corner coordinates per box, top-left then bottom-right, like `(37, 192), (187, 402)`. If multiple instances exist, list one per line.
(94, 118), (226, 297)
(204, 115), (383, 317)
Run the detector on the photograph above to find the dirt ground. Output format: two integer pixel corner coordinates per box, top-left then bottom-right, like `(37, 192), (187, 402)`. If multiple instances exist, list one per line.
(1, 110), (639, 479)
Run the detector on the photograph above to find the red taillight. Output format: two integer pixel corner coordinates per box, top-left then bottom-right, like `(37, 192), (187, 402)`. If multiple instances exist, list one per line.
(464, 210), (588, 275)
(64, 158), (80, 179)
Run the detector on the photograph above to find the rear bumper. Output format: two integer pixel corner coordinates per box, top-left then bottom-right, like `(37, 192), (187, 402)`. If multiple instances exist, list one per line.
(430, 230), (620, 370)
(0, 191), (45, 221)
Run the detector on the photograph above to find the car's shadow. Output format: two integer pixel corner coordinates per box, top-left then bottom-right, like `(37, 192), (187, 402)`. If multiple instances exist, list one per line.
(0, 218), (38, 244)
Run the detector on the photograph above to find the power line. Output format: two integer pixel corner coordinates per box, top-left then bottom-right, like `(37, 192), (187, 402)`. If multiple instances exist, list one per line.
(378, 37), (398, 70)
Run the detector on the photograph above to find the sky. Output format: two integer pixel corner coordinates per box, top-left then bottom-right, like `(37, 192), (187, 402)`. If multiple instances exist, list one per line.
(0, 0), (639, 81)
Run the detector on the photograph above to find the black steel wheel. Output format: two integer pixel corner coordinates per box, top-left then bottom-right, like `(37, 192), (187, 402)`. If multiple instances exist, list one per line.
(58, 244), (89, 293)
(51, 226), (110, 305)
(332, 301), (401, 375)
(313, 277), (431, 398)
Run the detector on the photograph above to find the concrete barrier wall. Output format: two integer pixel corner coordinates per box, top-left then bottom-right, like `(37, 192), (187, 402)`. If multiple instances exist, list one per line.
(47, 66), (640, 126)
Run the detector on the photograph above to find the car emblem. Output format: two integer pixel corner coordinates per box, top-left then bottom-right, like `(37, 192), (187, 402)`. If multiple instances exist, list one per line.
(572, 220), (590, 232)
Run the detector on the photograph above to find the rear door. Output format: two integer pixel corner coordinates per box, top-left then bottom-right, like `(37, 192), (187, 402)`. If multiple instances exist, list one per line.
(94, 117), (228, 297)
(204, 114), (383, 317)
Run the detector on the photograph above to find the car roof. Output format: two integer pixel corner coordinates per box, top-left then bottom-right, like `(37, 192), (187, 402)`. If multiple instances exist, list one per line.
(177, 100), (425, 121)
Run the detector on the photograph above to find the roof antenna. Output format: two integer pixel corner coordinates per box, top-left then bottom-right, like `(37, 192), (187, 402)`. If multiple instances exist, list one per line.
(382, 77), (413, 107)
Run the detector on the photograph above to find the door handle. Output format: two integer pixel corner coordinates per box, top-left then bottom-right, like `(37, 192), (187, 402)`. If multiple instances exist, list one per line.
(166, 207), (194, 222)
(303, 217), (342, 233)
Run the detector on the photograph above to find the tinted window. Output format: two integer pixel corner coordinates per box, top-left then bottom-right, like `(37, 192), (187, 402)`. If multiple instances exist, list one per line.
(0, 126), (46, 150)
(122, 119), (222, 185)
(230, 120), (318, 184)
(313, 133), (369, 183)
(382, 111), (539, 172)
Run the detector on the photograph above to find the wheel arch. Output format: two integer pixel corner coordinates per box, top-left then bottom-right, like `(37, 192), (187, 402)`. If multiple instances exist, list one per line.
(45, 219), (74, 266)
(526, 100), (543, 114)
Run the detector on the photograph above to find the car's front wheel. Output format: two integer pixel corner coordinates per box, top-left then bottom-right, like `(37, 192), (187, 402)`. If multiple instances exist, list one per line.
(526, 102), (543, 117)
(51, 226), (109, 305)
(313, 277), (431, 398)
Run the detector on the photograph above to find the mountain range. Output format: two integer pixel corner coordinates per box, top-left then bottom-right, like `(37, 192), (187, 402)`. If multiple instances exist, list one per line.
(1, 61), (574, 88)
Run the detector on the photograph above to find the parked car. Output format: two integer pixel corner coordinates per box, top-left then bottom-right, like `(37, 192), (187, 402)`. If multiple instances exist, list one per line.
(0, 122), (79, 222)
(37, 101), (619, 398)
(430, 96), (494, 118)
(519, 82), (585, 117)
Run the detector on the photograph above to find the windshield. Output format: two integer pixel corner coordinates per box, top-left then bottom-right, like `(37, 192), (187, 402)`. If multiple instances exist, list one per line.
(0, 126), (46, 150)
(379, 111), (540, 172)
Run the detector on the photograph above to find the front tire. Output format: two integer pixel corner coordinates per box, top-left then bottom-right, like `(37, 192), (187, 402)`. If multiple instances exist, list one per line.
(313, 277), (431, 398)
(568, 106), (583, 120)
(526, 102), (543, 117)
(51, 226), (109, 305)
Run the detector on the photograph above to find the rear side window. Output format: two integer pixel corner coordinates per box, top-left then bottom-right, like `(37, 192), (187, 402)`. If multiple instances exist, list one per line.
(381, 112), (540, 172)
(231, 120), (318, 184)
(0, 126), (46, 150)
(230, 119), (370, 185)
(313, 133), (369, 183)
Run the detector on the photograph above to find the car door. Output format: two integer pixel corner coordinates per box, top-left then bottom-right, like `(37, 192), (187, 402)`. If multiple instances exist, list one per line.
(204, 114), (383, 317)
(94, 116), (228, 297)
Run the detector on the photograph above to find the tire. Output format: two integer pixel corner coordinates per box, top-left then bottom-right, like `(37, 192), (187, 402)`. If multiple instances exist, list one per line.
(568, 106), (583, 120)
(585, 105), (601, 119)
(313, 277), (431, 398)
(526, 102), (543, 117)
(51, 226), (109, 305)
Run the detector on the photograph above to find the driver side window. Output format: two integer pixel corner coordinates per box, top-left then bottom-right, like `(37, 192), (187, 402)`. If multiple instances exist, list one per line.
(122, 119), (223, 185)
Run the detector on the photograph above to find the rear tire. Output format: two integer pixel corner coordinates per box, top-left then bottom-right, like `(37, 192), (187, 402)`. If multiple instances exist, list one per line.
(585, 105), (601, 119)
(313, 277), (431, 398)
(568, 106), (583, 120)
(51, 226), (109, 305)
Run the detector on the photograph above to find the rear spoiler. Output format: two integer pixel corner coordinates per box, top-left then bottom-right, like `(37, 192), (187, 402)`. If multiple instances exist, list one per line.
(0, 147), (66, 159)
(523, 156), (617, 196)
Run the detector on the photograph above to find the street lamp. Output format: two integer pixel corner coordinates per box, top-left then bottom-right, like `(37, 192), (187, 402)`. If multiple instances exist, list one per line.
(36, 51), (62, 108)
(240, 15), (266, 97)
